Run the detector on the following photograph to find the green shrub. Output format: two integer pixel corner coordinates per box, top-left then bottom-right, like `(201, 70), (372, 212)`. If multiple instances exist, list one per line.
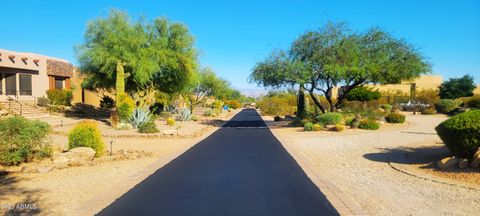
(0, 116), (51, 165)
(166, 117), (175, 126)
(225, 100), (241, 109)
(191, 115), (198, 121)
(333, 124), (345, 132)
(159, 111), (172, 119)
(358, 120), (380, 130)
(211, 100), (224, 111)
(346, 86), (381, 103)
(344, 115), (354, 126)
(37, 97), (50, 107)
(116, 93), (135, 122)
(341, 105), (384, 120)
(466, 97), (480, 109)
(421, 108), (436, 115)
(257, 93), (296, 116)
(385, 113), (406, 123)
(316, 112), (343, 126)
(380, 104), (393, 113)
(138, 121), (158, 133)
(304, 122), (314, 131)
(68, 121), (105, 156)
(46, 89), (72, 106)
(435, 99), (460, 114)
(203, 109), (213, 116)
(312, 124), (323, 131)
(435, 110), (480, 159)
(99, 95), (115, 110)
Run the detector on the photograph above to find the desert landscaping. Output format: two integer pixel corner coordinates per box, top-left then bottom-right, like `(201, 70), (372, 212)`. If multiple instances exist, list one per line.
(0, 109), (241, 215)
(1, 2), (480, 215)
(266, 113), (480, 215)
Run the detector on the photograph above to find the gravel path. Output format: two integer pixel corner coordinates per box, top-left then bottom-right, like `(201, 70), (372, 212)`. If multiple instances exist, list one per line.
(273, 114), (480, 216)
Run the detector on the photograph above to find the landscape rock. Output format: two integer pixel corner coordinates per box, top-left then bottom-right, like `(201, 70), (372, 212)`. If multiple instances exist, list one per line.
(470, 150), (480, 168)
(36, 166), (53, 173)
(284, 115), (295, 121)
(163, 129), (177, 136)
(437, 156), (459, 169)
(350, 115), (361, 129)
(52, 147), (95, 168)
(458, 159), (469, 169)
(52, 154), (69, 169)
(21, 165), (37, 173)
(274, 116), (284, 122)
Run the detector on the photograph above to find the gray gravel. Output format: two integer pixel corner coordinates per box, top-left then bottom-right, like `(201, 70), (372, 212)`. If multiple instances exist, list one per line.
(276, 114), (480, 216)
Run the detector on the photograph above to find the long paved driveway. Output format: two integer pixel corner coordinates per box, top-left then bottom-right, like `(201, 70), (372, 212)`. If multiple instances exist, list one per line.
(98, 109), (337, 216)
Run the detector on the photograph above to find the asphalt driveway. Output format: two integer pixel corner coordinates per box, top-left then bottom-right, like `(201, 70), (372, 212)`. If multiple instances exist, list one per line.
(98, 109), (337, 216)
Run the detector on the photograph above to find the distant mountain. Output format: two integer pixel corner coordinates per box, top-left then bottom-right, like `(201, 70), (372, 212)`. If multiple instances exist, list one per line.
(238, 88), (267, 98)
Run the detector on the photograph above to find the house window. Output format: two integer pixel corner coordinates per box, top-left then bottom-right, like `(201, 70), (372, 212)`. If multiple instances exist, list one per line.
(19, 74), (32, 96)
(5, 73), (16, 95)
(55, 77), (65, 90)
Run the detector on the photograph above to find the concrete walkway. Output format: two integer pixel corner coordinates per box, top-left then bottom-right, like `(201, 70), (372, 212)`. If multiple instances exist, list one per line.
(98, 109), (338, 216)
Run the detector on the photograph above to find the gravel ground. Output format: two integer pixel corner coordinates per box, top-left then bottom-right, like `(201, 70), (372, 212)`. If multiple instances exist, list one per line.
(0, 109), (240, 216)
(272, 114), (480, 216)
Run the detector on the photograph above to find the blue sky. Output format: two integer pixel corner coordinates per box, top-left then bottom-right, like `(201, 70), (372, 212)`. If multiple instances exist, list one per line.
(0, 0), (479, 92)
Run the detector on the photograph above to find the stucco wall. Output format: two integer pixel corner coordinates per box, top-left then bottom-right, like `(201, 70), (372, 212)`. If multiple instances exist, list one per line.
(0, 49), (72, 101)
(71, 69), (115, 107)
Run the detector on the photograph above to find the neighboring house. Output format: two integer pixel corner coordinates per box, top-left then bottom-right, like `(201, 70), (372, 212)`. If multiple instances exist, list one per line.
(474, 85), (480, 95)
(331, 75), (444, 99)
(0, 49), (73, 102)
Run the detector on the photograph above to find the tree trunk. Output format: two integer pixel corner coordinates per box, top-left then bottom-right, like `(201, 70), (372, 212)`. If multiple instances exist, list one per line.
(308, 90), (326, 114)
(115, 60), (125, 107)
(297, 86), (306, 118)
(325, 88), (336, 112)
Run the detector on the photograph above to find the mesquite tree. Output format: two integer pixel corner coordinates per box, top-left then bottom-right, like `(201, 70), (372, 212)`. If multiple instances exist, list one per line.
(250, 22), (431, 113)
(76, 9), (197, 108)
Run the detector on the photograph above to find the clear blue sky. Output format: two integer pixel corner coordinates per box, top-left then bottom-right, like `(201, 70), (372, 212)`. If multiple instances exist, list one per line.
(1, 0), (479, 92)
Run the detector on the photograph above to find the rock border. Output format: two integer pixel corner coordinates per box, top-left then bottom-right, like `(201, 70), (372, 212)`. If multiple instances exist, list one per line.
(388, 152), (480, 191)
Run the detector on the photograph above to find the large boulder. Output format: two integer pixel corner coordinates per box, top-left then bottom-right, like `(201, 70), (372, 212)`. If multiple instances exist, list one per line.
(52, 147), (95, 168)
(437, 156), (459, 169)
(52, 154), (69, 169)
(458, 159), (469, 169)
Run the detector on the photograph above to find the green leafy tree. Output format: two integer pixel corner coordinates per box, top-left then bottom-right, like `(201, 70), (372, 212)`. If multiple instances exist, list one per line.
(439, 75), (475, 99)
(76, 10), (157, 107)
(250, 22), (431, 113)
(182, 68), (223, 112)
(76, 9), (197, 109)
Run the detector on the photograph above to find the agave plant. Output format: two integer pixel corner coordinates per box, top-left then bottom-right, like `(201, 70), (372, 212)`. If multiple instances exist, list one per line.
(176, 108), (192, 121)
(129, 108), (152, 129)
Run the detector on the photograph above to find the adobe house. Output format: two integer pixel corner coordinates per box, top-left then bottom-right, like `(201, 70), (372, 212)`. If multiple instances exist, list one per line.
(330, 75), (444, 99)
(0, 49), (73, 102)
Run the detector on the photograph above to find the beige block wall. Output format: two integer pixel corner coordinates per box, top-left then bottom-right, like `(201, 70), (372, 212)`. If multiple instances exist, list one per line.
(71, 70), (114, 107)
(474, 85), (480, 95)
